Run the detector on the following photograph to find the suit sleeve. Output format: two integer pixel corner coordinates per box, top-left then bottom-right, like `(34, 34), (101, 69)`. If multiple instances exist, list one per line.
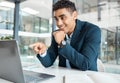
(37, 36), (58, 67)
(58, 26), (101, 71)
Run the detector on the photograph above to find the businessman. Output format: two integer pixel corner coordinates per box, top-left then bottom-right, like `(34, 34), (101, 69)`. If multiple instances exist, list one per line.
(31, 0), (101, 71)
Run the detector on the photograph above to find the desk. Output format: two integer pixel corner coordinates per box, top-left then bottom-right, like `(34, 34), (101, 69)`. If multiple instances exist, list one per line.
(1, 66), (120, 83)
(25, 66), (120, 83)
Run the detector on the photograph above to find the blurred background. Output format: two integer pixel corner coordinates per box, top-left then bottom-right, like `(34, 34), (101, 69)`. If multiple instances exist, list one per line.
(0, 0), (120, 74)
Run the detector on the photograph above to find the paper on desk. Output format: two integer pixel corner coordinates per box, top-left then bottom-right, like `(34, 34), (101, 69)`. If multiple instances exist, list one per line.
(87, 73), (120, 83)
(64, 74), (94, 83)
(64, 73), (120, 83)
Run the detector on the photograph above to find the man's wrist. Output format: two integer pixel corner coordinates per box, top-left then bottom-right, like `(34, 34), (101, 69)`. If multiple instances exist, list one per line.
(58, 40), (66, 48)
(39, 51), (47, 57)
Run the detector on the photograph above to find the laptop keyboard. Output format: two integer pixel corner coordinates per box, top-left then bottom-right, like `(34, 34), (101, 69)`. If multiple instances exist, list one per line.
(23, 70), (55, 83)
(24, 74), (44, 83)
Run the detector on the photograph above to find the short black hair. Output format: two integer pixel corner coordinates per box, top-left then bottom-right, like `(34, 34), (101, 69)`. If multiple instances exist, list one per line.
(53, 0), (76, 13)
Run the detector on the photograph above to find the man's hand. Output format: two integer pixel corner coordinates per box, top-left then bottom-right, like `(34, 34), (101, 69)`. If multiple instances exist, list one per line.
(53, 30), (66, 45)
(29, 42), (47, 55)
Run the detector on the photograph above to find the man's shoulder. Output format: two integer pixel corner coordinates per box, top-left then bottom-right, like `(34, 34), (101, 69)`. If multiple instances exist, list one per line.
(79, 20), (97, 27)
(76, 20), (101, 34)
(79, 20), (100, 30)
(75, 19), (101, 34)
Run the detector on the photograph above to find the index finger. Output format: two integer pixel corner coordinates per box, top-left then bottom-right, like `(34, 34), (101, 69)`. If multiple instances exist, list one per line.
(29, 43), (37, 49)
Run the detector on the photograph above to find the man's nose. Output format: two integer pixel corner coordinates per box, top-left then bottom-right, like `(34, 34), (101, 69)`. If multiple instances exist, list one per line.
(56, 19), (63, 27)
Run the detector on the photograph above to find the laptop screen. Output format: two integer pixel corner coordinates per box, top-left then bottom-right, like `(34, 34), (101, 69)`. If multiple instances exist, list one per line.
(0, 40), (25, 83)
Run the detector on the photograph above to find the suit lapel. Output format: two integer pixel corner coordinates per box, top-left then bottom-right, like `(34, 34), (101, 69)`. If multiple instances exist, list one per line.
(70, 19), (82, 47)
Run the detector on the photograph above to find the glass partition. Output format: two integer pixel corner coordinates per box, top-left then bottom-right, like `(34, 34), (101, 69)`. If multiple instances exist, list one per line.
(0, 7), (14, 30)
(0, 5), (51, 65)
(40, 18), (49, 33)
(100, 29), (115, 64)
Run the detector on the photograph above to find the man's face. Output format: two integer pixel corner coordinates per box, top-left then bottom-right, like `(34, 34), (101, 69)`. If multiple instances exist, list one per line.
(54, 8), (77, 34)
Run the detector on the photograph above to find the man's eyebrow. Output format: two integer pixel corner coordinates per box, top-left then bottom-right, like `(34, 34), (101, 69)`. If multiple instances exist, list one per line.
(59, 14), (65, 17)
(54, 14), (65, 18)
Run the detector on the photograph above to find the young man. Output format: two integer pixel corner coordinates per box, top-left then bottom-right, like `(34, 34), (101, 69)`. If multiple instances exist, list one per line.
(31, 0), (101, 71)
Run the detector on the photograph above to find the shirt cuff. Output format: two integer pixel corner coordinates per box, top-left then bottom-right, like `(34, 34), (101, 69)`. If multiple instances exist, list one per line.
(39, 51), (47, 57)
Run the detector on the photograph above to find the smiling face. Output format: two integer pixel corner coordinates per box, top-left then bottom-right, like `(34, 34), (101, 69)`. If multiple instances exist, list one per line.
(54, 8), (77, 35)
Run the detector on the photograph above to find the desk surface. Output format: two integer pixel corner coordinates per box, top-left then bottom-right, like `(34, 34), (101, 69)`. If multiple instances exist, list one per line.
(26, 66), (120, 83)
(1, 66), (120, 83)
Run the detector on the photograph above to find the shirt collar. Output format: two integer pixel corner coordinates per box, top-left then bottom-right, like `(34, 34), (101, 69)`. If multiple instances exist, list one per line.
(65, 32), (73, 39)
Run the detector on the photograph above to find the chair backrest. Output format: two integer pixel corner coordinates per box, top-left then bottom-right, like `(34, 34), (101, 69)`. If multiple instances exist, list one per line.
(97, 59), (104, 72)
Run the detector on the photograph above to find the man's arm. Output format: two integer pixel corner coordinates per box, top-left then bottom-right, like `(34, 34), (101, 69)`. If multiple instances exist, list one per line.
(37, 30), (66, 67)
(37, 36), (58, 67)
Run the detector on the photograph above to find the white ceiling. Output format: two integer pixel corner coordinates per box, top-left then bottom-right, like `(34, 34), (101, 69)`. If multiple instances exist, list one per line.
(20, 0), (98, 19)
(1, 0), (99, 19)
(20, 0), (106, 19)
(20, 0), (52, 19)
(3, 0), (120, 20)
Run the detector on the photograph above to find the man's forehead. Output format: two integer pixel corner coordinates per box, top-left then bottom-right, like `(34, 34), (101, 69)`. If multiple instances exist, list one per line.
(54, 8), (69, 17)
(54, 8), (69, 12)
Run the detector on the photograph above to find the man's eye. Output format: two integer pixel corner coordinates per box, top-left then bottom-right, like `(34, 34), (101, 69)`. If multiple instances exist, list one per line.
(61, 17), (65, 20)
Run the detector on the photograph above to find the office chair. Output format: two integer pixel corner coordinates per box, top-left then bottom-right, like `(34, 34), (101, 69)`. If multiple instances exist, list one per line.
(97, 59), (105, 72)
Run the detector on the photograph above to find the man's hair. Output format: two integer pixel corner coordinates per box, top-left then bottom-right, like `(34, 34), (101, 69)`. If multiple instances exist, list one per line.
(53, 0), (76, 13)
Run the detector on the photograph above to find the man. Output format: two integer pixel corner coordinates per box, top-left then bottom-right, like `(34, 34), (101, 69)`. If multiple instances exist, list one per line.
(31, 0), (101, 71)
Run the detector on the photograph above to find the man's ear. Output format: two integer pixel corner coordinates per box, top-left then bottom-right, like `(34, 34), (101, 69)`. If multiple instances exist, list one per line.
(72, 11), (77, 20)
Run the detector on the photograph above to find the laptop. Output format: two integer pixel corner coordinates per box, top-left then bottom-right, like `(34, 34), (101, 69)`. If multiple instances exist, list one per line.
(0, 40), (55, 83)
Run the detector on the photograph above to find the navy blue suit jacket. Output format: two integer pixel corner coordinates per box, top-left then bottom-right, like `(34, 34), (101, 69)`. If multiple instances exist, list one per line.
(37, 19), (101, 71)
